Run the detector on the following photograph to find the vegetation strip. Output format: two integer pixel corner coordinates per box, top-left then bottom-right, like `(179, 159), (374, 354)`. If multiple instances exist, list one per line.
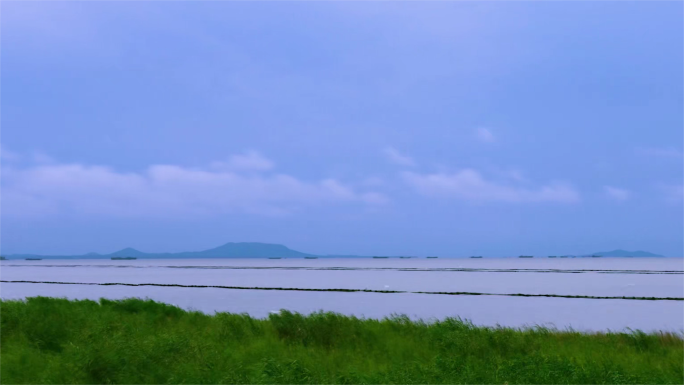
(4, 264), (682, 275)
(2, 297), (682, 384)
(2, 280), (682, 301)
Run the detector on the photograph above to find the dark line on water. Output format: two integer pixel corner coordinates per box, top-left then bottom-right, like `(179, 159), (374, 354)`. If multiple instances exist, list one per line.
(2, 280), (682, 301)
(0, 280), (405, 294)
(3, 264), (682, 275)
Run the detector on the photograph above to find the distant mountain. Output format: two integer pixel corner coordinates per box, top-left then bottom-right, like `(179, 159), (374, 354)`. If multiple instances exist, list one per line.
(6, 242), (318, 259)
(591, 249), (665, 258)
(174, 242), (315, 258)
(108, 248), (148, 257)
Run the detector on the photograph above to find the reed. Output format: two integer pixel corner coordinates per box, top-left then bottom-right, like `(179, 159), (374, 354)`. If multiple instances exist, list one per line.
(1, 297), (682, 384)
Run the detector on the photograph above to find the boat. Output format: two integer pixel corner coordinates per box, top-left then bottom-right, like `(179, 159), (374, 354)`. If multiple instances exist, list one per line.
(372, 256), (389, 259)
(470, 256), (483, 258)
(111, 257), (137, 260)
(426, 256), (438, 259)
(519, 255), (533, 258)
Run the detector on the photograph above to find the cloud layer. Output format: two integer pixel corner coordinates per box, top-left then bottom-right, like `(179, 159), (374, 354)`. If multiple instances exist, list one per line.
(475, 127), (496, 143)
(604, 186), (630, 202)
(659, 184), (684, 204)
(637, 147), (683, 159)
(403, 169), (579, 203)
(209, 150), (274, 172)
(1, 148), (586, 222)
(382, 147), (416, 167)
(0, 145), (19, 161)
(2, 154), (387, 219)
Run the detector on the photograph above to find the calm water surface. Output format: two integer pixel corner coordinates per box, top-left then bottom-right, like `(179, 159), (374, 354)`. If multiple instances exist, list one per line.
(2, 258), (682, 332)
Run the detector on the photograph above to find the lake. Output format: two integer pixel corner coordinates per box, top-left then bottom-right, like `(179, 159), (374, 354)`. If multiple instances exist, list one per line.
(2, 258), (682, 333)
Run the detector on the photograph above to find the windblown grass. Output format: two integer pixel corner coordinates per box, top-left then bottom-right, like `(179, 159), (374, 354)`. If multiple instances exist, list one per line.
(1, 297), (682, 384)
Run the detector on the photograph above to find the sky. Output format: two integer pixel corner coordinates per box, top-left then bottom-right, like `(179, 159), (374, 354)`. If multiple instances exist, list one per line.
(1, 1), (682, 257)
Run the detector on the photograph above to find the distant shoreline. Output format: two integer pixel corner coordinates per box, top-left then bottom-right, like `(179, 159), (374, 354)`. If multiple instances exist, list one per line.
(4, 242), (671, 259)
(2, 256), (678, 260)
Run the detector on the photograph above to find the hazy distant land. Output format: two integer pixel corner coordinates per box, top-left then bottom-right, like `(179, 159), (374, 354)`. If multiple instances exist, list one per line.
(7, 243), (315, 260)
(592, 249), (664, 257)
(2, 242), (668, 259)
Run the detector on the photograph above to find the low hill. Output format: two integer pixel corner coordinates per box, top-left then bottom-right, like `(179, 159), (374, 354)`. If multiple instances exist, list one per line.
(174, 242), (316, 258)
(108, 248), (149, 257)
(6, 242), (318, 259)
(591, 249), (665, 257)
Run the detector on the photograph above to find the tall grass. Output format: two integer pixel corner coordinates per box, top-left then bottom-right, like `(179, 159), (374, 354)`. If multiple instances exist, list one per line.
(1, 297), (682, 384)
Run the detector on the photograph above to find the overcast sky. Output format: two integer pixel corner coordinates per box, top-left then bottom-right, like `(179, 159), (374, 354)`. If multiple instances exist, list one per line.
(2, 1), (682, 257)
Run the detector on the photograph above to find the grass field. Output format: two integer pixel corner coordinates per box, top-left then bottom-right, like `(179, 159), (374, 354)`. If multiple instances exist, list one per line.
(1, 297), (682, 384)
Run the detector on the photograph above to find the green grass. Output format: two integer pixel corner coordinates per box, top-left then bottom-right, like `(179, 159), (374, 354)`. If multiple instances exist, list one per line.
(1, 297), (682, 384)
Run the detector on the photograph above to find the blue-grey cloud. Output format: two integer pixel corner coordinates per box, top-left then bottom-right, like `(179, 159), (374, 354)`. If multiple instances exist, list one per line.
(637, 147), (684, 159)
(382, 147), (416, 167)
(2, 152), (387, 219)
(403, 169), (579, 203)
(210, 150), (274, 172)
(475, 127), (496, 143)
(0, 145), (20, 162)
(604, 186), (631, 202)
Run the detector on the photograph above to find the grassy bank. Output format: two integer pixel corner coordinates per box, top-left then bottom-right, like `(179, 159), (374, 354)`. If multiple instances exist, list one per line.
(1, 297), (682, 384)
